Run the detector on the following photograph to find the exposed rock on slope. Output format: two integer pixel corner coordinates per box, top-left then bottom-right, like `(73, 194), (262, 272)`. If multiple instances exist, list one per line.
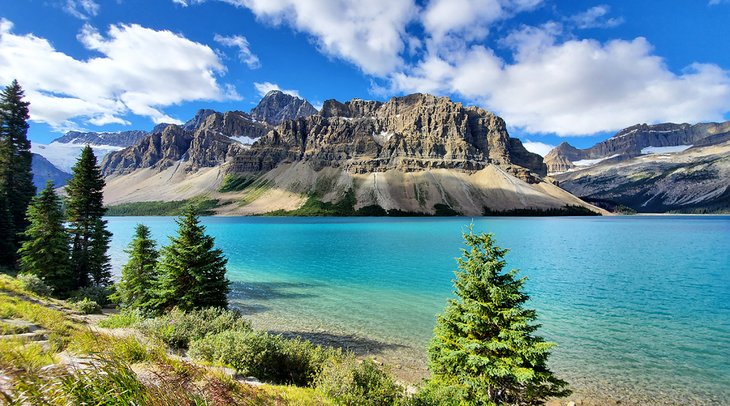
(554, 141), (730, 213)
(544, 121), (730, 174)
(101, 110), (270, 176)
(103, 93), (601, 215)
(231, 94), (546, 180)
(250, 90), (318, 125)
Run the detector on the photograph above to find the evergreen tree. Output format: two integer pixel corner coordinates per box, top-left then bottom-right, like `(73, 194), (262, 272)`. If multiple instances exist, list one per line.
(0, 194), (17, 270)
(17, 181), (72, 296)
(66, 145), (112, 287)
(117, 224), (159, 311)
(428, 228), (569, 406)
(155, 206), (229, 311)
(0, 79), (34, 267)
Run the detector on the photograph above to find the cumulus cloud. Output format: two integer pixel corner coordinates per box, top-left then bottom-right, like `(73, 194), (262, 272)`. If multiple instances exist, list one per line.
(521, 140), (556, 157)
(391, 20), (730, 135)
(0, 19), (238, 131)
(253, 82), (300, 98)
(214, 34), (260, 68)
(185, 0), (419, 76)
(63, 0), (100, 20)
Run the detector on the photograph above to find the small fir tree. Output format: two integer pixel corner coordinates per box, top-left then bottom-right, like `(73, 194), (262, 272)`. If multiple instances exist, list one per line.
(66, 145), (112, 287)
(17, 181), (72, 296)
(154, 206), (229, 311)
(428, 228), (570, 406)
(0, 79), (34, 267)
(117, 224), (159, 311)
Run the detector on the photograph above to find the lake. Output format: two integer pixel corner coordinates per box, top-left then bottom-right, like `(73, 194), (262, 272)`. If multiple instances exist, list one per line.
(106, 216), (730, 405)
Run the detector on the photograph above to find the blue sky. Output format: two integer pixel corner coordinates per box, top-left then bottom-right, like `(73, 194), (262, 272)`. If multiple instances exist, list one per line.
(1, 0), (729, 154)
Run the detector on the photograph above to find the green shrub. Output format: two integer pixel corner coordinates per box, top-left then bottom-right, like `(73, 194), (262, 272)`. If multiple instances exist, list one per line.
(138, 307), (251, 349)
(189, 330), (339, 386)
(316, 358), (404, 405)
(17, 273), (53, 296)
(98, 309), (143, 329)
(72, 298), (102, 314)
(406, 379), (462, 406)
(69, 285), (116, 307)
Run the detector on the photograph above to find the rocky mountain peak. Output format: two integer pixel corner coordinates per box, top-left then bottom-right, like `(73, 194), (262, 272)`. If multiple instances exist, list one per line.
(183, 109), (218, 132)
(230, 93), (547, 180)
(250, 91), (318, 125)
(51, 130), (148, 147)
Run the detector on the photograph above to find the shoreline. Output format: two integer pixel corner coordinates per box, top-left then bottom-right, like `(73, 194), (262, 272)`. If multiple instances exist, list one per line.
(242, 309), (728, 406)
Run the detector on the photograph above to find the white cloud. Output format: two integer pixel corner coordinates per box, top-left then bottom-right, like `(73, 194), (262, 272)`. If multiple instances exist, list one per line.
(709, 0), (728, 5)
(422, 0), (542, 43)
(64, 0), (100, 20)
(521, 140), (555, 157)
(214, 34), (260, 68)
(391, 23), (730, 135)
(570, 5), (623, 29)
(253, 82), (300, 98)
(0, 19), (238, 130)
(187, 0), (419, 76)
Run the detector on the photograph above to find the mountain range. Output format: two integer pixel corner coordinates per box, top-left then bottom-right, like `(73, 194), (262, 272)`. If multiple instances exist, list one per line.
(31, 90), (729, 215)
(99, 92), (595, 216)
(545, 122), (730, 213)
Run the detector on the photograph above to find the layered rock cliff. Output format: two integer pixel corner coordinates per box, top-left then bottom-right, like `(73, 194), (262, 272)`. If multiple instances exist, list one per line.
(230, 93), (546, 181)
(102, 93), (602, 215)
(250, 90), (318, 125)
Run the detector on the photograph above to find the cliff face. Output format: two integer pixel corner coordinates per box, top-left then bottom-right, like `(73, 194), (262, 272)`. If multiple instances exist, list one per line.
(102, 93), (600, 215)
(544, 121), (730, 174)
(101, 110), (271, 176)
(250, 90), (318, 125)
(230, 94), (547, 181)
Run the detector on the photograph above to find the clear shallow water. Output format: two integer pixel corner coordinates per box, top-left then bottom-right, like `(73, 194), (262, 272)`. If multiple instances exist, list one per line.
(107, 216), (730, 404)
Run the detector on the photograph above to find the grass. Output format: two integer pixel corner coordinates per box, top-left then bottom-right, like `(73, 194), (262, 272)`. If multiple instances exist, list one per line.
(98, 310), (143, 328)
(105, 198), (220, 216)
(0, 274), (409, 405)
(219, 174), (258, 192)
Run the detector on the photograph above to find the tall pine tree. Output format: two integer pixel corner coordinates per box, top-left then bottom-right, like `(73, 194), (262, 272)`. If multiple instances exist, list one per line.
(66, 145), (112, 287)
(155, 206), (229, 311)
(18, 181), (72, 296)
(0, 79), (34, 268)
(428, 228), (569, 406)
(117, 224), (159, 312)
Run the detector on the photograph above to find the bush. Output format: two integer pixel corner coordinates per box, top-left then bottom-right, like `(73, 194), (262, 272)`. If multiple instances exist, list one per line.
(69, 285), (116, 307)
(138, 308), (251, 349)
(315, 358), (404, 405)
(188, 330), (339, 386)
(17, 273), (53, 296)
(71, 298), (102, 314)
(98, 309), (144, 329)
(406, 379), (463, 406)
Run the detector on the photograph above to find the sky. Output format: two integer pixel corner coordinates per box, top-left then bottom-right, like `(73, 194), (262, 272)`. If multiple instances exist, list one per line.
(1, 0), (729, 154)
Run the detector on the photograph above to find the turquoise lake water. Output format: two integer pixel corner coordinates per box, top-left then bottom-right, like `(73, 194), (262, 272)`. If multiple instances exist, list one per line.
(106, 216), (730, 404)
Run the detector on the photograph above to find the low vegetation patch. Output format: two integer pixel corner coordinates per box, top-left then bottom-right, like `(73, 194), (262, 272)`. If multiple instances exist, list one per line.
(483, 204), (600, 216)
(219, 174), (258, 192)
(105, 198), (220, 216)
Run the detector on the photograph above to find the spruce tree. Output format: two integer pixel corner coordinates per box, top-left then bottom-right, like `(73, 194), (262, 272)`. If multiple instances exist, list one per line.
(155, 206), (229, 311)
(66, 145), (112, 287)
(117, 224), (159, 312)
(0, 79), (34, 267)
(428, 229), (569, 405)
(17, 181), (72, 296)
